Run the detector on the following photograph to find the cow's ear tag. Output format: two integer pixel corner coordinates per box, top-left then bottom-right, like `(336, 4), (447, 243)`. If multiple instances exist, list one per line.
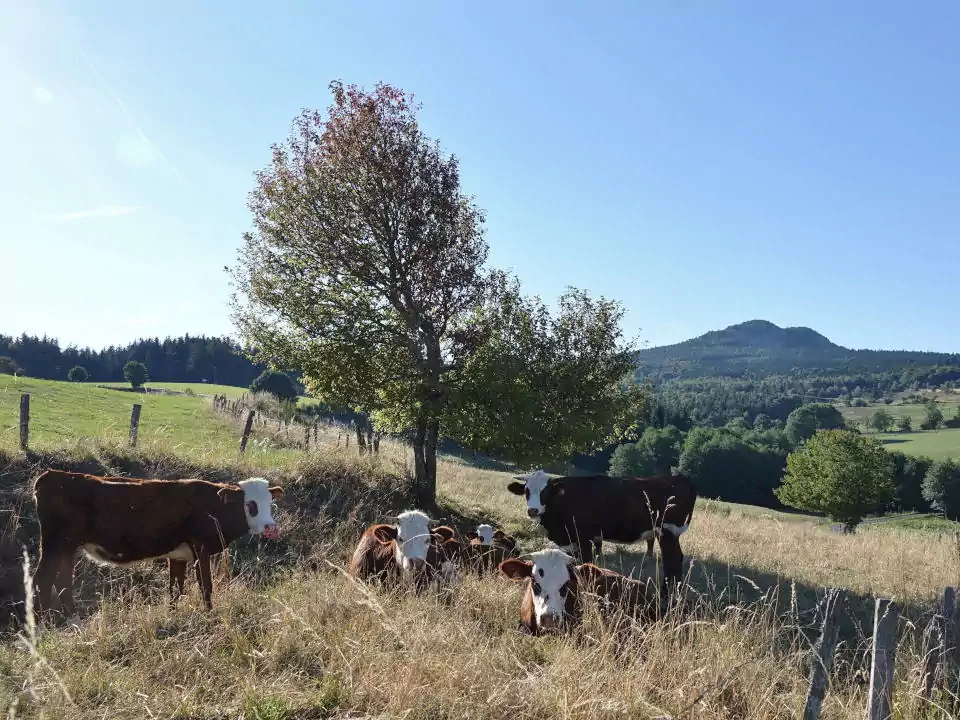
(557, 488), (565, 496)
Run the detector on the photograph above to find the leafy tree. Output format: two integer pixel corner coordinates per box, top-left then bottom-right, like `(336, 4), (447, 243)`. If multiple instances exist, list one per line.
(888, 451), (932, 513)
(67, 366), (88, 383)
(753, 413), (774, 431)
(608, 425), (683, 476)
(443, 279), (647, 469)
(250, 370), (298, 401)
(775, 429), (894, 531)
(922, 459), (960, 519)
(785, 403), (846, 446)
(0, 356), (19, 375)
(231, 81), (643, 504)
(896, 416), (912, 433)
(869, 408), (894, 433)
(123, 360), (149, 389)
(678, 426), (787, 507)
(920, 401), (944, 431)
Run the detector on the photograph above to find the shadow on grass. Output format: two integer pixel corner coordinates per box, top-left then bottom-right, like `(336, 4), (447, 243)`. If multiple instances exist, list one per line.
(602, 543), (940, 656)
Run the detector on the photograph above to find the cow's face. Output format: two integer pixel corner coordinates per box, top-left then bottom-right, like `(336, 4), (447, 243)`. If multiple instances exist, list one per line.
(237, 478), (284, 539)
(507, 469), (550, 521)
(500, 548), (576, 628)
(391, 510), (434, 572)
(475, 523), (495, 546)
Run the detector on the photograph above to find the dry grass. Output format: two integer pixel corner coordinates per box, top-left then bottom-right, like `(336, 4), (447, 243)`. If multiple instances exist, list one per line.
(2, 424), (960, 718)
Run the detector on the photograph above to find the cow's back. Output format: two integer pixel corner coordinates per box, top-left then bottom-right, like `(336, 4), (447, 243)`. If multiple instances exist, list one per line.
(543, 473), (694, 543)
(33, 470), (238, 558)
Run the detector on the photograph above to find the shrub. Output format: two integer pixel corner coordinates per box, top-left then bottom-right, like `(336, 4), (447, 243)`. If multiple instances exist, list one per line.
(123, 360), (149, 389)
(67, 365), (89, 383)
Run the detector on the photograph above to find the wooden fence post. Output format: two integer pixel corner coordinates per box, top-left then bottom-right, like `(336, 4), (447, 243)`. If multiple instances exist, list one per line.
(802, 588), (845, 720)
(19, 394), (30, 451)
(304, 424), (310, 451)
(129, 404), (142, 447)
(239, 410), (255, 455)
(922, 587), (956, 703)
(866, 598), (899, 720)
(313, 419), (318, 444)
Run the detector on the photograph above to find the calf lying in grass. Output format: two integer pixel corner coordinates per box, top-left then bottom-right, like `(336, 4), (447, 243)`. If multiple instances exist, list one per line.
(462, 523), (520, 574)
(499, 548), (658, 635)
(348, 510), (463, 589)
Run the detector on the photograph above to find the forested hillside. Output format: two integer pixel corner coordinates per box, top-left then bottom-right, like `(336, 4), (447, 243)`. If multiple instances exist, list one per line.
(0, 334), (264, 386)
(637, 319), (960, 381)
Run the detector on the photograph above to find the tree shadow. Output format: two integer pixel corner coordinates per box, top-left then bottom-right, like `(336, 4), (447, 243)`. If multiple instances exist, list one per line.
(601, 543), (938, 651)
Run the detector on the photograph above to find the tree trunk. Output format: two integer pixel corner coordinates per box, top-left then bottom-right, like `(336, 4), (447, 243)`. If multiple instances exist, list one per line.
(422, 418), (439, 506)
(413, 416), (428, 505)
(355, 423), (366, 454)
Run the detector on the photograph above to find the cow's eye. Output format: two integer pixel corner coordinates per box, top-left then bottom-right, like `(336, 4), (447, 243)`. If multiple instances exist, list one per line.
(246, 501), (259, 517)
(524, 487), (530, 498)
(531, 581), (541, 594)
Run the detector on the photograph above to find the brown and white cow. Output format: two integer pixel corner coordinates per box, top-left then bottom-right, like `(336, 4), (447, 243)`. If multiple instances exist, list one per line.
(498, 548), (657, 635)
(32, 470), (284, 614)
(506, 470), (696, 590)
(348, 510), (463, 588)
(463, 523), (519, 573)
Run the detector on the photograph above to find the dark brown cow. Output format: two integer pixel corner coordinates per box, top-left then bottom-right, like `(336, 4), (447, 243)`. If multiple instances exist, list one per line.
(463, 523), (519, 573)
(348, 510), (463, 588)
(499, 548), (657, 635)
(32, 470), (284, 614)
(507, 470), (696, 589)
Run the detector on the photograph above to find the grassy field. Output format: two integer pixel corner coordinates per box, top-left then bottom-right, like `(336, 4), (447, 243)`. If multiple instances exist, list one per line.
(94, 381), (252, 398)
(839, 398), (960, 460)
(2, 378), (960, 718)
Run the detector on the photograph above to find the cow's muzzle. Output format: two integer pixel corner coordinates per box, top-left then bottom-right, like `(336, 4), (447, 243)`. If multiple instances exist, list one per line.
(262, 525), (280, 540)
(539, 612), (559, 630)
(527, 508), (541, 518)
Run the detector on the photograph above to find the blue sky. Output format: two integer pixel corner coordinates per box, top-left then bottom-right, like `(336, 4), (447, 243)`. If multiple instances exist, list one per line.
(3, 1), (958, 353)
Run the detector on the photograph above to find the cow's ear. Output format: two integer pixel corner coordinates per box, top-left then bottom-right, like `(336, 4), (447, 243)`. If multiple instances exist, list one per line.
(506, 482), (525, 495)
(499, 559), (533, 580)
(217, 487), (236, 504)
(269, 486), (284, 500)
(466, 530), (479, 540)
(494, 530), (516, 546)
(373, 525), (398, 544)
(432, 525), (456, 542)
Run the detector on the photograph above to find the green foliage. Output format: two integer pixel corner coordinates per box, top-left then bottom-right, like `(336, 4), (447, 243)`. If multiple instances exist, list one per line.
(123, 360), (149, 389)
(922, 459), (960, 520)
(678, 426), (788, 507)
(67, 365), (88, 383)
(0, 356), (19, 375)
(897, 416), (913, 433)
(776, 429), (894, 530)
(608, 425), (683, 476)
(888, 451), (932, 513)
(870, 408), (894, 433)
(785, 403), (846, 446)
(920, 401), (944, 431)
(444, 279), (646, 466)
(250, 370), (298, 402)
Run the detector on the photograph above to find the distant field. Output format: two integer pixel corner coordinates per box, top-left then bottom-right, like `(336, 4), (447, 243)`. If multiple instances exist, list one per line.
(95, 381), (250, 398)
(838, 398), (960, 460)
(876, 427), (960, 460)
(840, 398), (960, 426)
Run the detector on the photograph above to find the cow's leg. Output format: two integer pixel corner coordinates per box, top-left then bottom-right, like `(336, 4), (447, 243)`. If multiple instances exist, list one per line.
(576, 539), (596, 565)
(658, 531), (684, 592)
(169, 560), (187, 606)
(592, 538), (603, 561)
(32, 544), (62, 616)
(646, 536), (655, 556)
(53, 553), (76, 615)
(194, 549), (214, 610)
